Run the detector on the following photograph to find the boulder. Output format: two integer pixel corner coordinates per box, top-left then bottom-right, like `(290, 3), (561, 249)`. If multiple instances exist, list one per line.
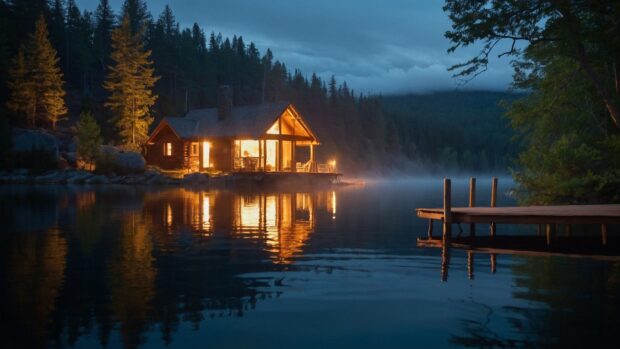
(182, 172), (209, 185)
(85, 175), (109, 184)
(12, 129), (60, 159)
(35, 170), (66, 183)
(65, 152), (77, 165)
(66, 170), (93, 184)
(99, 145), (146, 174)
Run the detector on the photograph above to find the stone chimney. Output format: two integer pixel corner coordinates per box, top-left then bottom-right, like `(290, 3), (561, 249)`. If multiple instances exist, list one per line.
(217, 85), (233, 120)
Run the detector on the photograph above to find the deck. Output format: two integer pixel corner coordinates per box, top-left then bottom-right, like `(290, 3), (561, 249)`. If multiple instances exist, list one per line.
(415, 178), (619, 274)
(230, 171), (343, 186)
(417, 205), (620, 225)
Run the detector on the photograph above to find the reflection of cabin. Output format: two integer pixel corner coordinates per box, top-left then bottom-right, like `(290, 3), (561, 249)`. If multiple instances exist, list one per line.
(145, 87), (334, 173)
(148, 190), (338, 264)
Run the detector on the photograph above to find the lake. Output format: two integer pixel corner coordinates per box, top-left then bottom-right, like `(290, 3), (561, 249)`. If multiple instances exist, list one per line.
(0, 177), (618, 348)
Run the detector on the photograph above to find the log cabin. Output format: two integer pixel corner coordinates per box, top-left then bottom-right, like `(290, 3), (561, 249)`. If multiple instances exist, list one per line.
(145, 87), (334, 174)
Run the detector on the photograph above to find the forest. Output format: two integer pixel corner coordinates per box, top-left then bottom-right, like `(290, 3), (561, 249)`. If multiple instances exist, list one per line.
(0, 0), (516, 175)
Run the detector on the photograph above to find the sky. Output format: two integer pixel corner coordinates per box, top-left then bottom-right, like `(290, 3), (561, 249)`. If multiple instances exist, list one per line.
(77, 0), (515, 95)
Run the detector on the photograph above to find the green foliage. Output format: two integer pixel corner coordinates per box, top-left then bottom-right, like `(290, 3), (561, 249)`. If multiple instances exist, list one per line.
(6, 16), (67, 129)
(104, 15), (159, 152)
(507, 56), (620, 204)
(445, 0), (620, 203)
(75, 111), (102, 171)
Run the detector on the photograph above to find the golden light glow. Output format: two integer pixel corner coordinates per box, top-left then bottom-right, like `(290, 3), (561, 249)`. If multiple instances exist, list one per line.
(201, 194), (211, 233)
(266, 140), (277, 171)
(239, 140), (259, 157)
(164, 142), (172, 156)
(202, 141), (211, 168)
(166, 203), (173, 227)
(329, 191), (337, 220)
(267, 121), (280, 134)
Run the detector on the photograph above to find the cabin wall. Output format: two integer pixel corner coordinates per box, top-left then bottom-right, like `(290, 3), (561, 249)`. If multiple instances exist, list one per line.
(145, 125), (185, 170)
(210, 138), (232, 172)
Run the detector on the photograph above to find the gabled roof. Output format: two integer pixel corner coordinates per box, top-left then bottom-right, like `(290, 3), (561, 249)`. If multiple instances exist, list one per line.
(151, 101), (318, 141)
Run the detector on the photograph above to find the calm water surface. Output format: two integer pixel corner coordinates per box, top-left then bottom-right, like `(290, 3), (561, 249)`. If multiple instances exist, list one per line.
(0, 178), (618, 349)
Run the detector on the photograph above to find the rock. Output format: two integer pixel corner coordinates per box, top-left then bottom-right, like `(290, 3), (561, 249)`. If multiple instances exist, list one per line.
(100, 145), (146, 174)
(35, 170), (66, 183)
(66, 170), (92, 184)
(58, 157), (69, 170)
(65, 152), (77, 165)
(12, 129), (60, 160)
(85, 175), (109, 184)
(67, 142), (77, 153)
(182, 173), (209, 185)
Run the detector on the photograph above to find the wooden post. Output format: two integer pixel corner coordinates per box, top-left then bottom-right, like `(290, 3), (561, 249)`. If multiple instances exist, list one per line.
(441, 242), (450, 282)
(490, 254), (496, 273)
(469, 177), (476, 237)
(546, 224), (554, 246)
(467, 251), (474, 280)
(443, 178), (452, 244)
(602, 224), (608, 246)
(427, 219), (434, 239)
(490, 177), (497, 237)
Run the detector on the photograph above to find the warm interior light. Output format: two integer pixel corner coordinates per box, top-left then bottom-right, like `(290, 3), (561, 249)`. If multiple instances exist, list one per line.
(202, 141), (211, 168)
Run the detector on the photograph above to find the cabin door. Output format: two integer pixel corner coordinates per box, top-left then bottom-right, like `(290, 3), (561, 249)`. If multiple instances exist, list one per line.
(202, 141), (210, 168)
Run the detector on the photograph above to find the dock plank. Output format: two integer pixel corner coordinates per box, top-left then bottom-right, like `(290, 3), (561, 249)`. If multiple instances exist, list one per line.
(416, 205), (620, 224)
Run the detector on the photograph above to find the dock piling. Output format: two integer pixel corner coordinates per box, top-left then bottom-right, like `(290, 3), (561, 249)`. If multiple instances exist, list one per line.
(602, 224), (608, 246)
(490, 177), (498, 237)
(443, 178), (452, 244)
(427, 219), (433, 238)
(469, 177), (476, 237)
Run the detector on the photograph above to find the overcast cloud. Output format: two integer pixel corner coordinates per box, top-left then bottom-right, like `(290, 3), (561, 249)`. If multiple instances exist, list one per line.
(77, 0), (514, 94)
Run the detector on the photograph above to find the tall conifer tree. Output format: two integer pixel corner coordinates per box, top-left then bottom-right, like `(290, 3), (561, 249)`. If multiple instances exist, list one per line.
(104, 15), (158, 151)
(7, 16), (67, 129)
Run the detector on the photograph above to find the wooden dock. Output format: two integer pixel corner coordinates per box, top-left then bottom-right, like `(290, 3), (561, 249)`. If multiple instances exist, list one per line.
(416, 178), (620, 280)
(416, 177), (619, 252)
(417, 205), (620, 225)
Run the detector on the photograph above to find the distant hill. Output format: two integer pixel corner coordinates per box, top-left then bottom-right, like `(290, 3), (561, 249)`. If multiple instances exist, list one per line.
(380, 90), (524, 172)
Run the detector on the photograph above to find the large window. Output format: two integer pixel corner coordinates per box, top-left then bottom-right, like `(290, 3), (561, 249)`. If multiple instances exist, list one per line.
(163, 142), (172, 156)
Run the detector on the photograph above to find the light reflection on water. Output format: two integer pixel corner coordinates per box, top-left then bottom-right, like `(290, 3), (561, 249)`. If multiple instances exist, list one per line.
(0, 178), (618, 349)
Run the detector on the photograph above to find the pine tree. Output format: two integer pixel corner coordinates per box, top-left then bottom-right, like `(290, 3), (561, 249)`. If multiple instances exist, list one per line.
(6, 16), (67, 129)
(76, 111), (102, 171)
(6, 48), (35, 126)
(93, 0), (115, 74)
(104, 15), (159, 151)
(121, 0), (150, 35)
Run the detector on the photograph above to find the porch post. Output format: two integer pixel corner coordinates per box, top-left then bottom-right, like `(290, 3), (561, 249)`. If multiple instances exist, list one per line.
(310, 143), (316, 173)
(259, 138), (263, 171)
(291, 141), (296, 172)
(278, 140), (282, 171)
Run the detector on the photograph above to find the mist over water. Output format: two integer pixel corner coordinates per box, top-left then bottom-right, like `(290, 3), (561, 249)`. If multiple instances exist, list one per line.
(0, 178), (617, 348)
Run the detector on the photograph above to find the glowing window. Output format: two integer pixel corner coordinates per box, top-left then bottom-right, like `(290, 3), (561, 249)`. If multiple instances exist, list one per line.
(190, 142), (199, 156)
(164, 142), (172, 156)
(239, 140), (259, 157)
(202, 142), (211, 168)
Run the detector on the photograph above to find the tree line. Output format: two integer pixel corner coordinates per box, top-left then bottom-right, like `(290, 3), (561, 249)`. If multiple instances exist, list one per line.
(0, 0), (514, 174)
